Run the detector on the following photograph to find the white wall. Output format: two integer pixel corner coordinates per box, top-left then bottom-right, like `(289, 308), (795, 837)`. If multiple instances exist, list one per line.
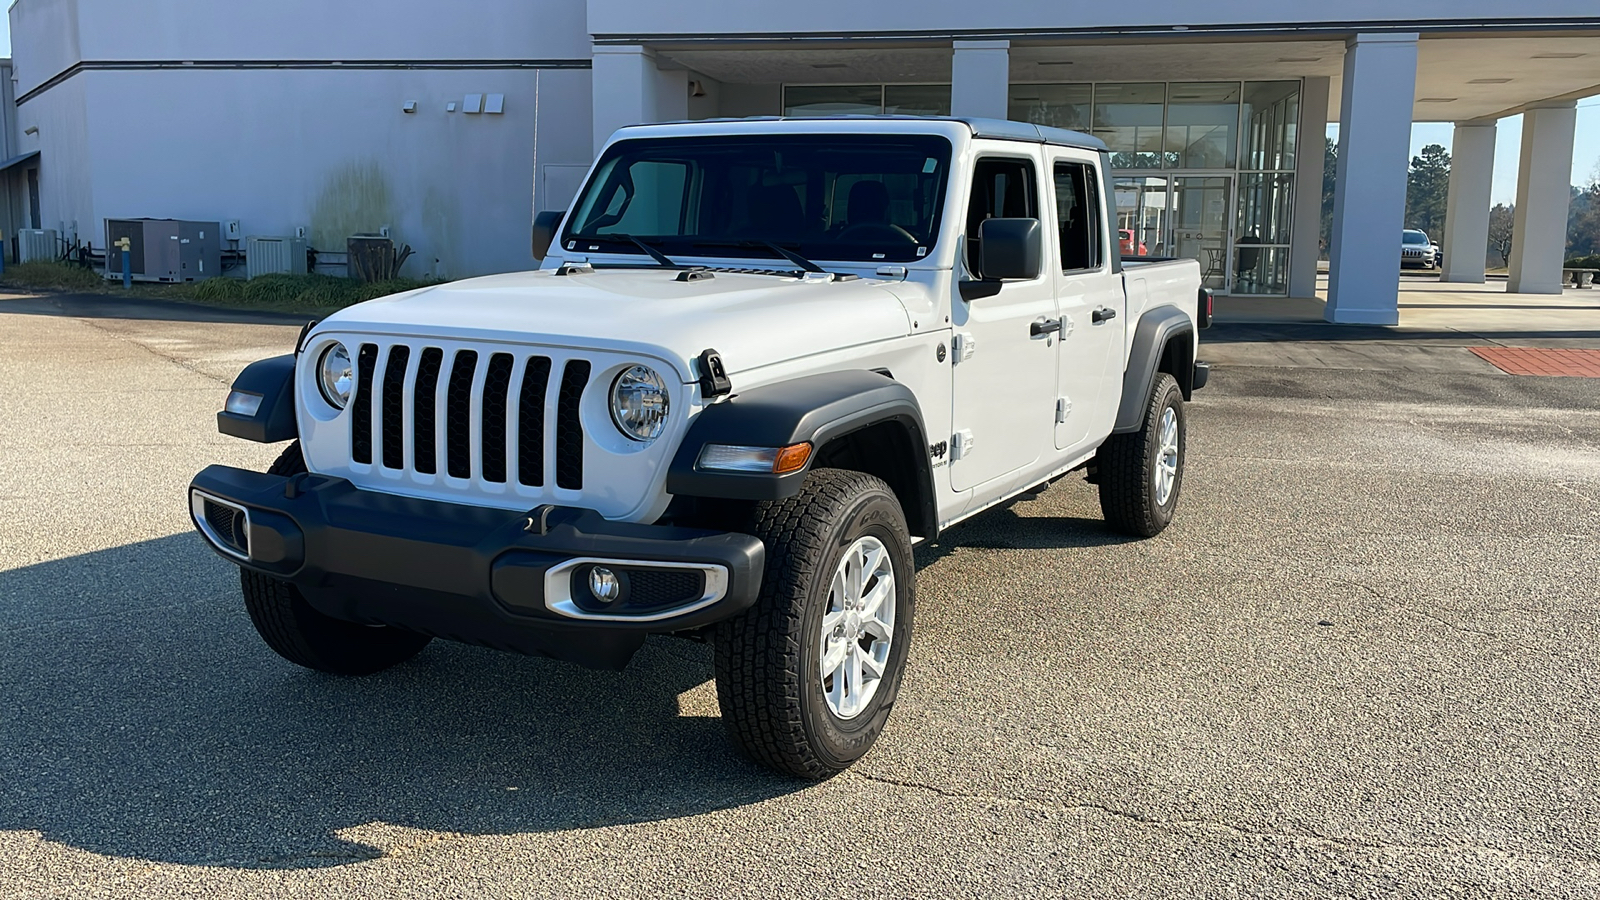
(11, 0), (590, 94)
(62, 67), (592, 277)
(10, 0), (595, 277)
(587, 1), (1600, 38)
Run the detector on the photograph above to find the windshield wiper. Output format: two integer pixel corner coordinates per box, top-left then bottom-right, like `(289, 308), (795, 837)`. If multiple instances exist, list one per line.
(690, 240), (831, 276)
(602, 233), (682, 269)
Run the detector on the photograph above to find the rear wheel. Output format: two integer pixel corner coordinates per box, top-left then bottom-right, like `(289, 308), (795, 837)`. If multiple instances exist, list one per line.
(240, 443), (432, 675)
(1098, 373), (1186, 537)
(714, 469), (916, 779)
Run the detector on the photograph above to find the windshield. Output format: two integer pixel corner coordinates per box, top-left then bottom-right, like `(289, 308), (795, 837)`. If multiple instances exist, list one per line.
(1403, 230), (1429, 244)
(562, 134), (953, 264)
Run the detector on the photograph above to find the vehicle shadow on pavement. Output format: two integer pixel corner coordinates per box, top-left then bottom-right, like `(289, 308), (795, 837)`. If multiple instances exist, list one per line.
(913, 503), (1138, 567)
(0, 534), (804, 869)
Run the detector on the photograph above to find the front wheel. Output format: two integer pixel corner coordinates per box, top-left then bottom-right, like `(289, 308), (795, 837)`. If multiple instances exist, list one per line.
(240, 443), (432, 675)
(714, 469), (916, 779)
(1097, 372), (1187, 537)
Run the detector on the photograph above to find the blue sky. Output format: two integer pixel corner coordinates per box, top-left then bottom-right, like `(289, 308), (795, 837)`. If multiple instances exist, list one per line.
(0, 17), (1592, 202)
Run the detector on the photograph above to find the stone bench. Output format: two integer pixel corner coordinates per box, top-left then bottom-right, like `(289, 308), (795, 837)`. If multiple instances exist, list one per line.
(1563, 268), (1597, 289)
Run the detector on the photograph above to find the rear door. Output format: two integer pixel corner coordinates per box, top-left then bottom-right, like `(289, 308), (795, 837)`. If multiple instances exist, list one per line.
(948, 149), (1059, 494)
(1048, 153), (1127, 451)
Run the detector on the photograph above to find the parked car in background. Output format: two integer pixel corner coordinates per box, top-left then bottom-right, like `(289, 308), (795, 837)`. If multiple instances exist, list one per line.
(1119, 229), (1148, 256)
(1401, 229), (1438, 269)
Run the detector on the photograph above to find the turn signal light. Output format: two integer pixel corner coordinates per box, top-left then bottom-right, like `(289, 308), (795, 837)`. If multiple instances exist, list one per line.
(697, 442), (813, 475)
(773, 442), (812, 474)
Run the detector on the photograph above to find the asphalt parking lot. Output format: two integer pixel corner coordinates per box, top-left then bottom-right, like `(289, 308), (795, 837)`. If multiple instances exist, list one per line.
(4, 293), (1600, 898)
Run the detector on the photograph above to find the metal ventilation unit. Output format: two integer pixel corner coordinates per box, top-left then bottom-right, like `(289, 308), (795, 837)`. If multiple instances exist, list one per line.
(103, 219), (222, 282)
(17, 229), (59, 263)
(244, 236), (310, 279)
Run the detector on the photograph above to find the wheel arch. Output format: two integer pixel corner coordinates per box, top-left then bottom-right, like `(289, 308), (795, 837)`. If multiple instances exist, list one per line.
(665, 370), (939, 539)
(1112, 306), (1196, 434)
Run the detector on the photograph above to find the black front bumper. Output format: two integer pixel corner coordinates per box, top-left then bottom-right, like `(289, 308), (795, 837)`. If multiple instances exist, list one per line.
(188, 466), (765, 670)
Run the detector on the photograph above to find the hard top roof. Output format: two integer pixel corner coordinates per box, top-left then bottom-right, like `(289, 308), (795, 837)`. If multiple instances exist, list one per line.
(614, 115), (1108, 153)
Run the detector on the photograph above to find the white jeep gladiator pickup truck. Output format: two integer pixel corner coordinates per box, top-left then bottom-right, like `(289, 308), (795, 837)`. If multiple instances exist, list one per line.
(190, 117), (1210, 778)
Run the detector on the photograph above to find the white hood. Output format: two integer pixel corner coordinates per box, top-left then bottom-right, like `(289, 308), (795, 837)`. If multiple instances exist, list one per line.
(317, 268), (914, 382)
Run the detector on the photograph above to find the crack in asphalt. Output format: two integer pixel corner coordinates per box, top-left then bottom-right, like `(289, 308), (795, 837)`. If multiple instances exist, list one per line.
(849, 771), (1600, 867)
(1324, 576), (1557, 657)
(63, 305), (234, 387)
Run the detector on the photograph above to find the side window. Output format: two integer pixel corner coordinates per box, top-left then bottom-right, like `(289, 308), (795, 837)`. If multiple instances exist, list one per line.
(1053, 161), (1103, 271)
(966, 157), (1039, 274)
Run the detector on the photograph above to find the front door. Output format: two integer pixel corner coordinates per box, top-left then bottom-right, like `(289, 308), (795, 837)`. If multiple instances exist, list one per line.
(1049, 156), (1127, 451)
(949, 152), (1057, 494)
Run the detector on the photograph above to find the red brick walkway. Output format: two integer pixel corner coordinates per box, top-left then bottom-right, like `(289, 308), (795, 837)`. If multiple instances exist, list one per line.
(1471, 347), (1600, 378)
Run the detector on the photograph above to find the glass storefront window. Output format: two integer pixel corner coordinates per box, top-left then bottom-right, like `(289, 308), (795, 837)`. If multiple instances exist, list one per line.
(884, 85), (952, 116)
(784, 85), (883, 116)
(1237, 173), (1294, 245)
(1241, 81), (1301, 172)
(1113, 177), (1170, 258)
(1008, 84), (1092, 131)
(1164, 82), (1239, 169)
(1234, 246), (1289, 295)
(1093, 83), (1165, 169)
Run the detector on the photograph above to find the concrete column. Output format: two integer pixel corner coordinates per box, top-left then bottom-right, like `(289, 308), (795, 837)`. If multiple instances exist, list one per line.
(590, 45), (688, 157)
(1325, 33), (1419, 326)
(1440, 120), (1498, 283)
(1508, 102), (1578, 295)
(1289, 76), (1331, 299)
(951, 40), (1010, 120)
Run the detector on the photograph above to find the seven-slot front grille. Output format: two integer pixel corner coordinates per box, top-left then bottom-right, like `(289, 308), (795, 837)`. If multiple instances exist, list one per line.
(347, 342), (593, 491)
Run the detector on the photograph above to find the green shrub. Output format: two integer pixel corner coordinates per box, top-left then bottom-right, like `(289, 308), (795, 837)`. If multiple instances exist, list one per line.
(1, 260), (105, 292)
(191, 277), (246, 301)
(1565, 255), (1600, 270)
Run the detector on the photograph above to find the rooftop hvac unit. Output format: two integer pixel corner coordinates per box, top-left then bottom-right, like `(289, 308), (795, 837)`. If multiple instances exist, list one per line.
(17, 229), (59, 263)
(245, 236), (309, 279)
(103, 218), (221, 282)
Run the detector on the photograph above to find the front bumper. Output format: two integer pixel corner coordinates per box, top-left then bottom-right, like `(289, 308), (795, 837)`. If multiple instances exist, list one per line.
(188, 466), (765, 670)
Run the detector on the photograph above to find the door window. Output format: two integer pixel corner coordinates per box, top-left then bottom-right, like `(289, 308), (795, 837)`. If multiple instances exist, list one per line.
(965, 157), (1038, 275)
(1053, 162), (1103, 272)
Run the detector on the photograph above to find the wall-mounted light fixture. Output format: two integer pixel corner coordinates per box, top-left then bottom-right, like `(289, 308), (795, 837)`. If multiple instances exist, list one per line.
(24, 126), (38, 135)
(402, 101), (417, 114)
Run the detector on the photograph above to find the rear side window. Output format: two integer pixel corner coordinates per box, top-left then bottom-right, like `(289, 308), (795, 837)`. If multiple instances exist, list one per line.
(965, 157), (1039, 273)
(1053, 161), (1103, 271)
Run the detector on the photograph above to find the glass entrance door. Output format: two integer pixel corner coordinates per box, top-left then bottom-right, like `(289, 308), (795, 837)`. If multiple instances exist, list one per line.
(1170, 176), (1232, 291)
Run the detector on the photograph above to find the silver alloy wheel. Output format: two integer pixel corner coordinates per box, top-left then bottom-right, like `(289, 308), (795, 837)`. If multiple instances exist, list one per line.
(1155, 406), (1179, 506)
(818, 535), (896, 720)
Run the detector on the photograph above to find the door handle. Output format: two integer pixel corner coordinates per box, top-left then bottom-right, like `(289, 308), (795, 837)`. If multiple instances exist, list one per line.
(1030, 319), (1062, 337)
(1092, 307), (1118, 324)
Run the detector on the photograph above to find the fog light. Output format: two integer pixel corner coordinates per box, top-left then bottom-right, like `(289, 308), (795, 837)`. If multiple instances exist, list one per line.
(588, 566), (621, 603)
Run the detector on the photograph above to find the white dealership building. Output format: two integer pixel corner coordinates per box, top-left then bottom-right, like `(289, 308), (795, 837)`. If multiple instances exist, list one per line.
(6, 1), (1598, 322)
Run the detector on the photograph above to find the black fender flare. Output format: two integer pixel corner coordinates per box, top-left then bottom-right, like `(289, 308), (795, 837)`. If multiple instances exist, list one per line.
(218, 355), (298, 443)
(1112, 306), (1195, 434)
(666, 370), (938, 538)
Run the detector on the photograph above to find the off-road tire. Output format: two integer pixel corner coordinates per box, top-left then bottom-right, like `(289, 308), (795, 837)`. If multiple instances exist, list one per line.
(1098, 372), (1186, 538)
(239, 442), (432, 675)
(714, 468), (916, 779)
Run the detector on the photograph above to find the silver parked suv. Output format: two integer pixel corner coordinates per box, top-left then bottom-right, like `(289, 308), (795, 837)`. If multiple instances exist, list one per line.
(1401, 229), (1438, 269)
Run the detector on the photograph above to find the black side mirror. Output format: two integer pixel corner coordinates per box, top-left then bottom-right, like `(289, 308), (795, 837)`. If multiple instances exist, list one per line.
(532, 209), (566, 260)
(977, 218), (1042, 281)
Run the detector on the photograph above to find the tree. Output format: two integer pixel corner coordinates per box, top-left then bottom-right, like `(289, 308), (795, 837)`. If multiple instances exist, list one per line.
(1320, 136), (1338, 258)
(1568, 161), (1600, 260)
(1488, 203), (1515, 267)
(1406, 143), (1451, 240)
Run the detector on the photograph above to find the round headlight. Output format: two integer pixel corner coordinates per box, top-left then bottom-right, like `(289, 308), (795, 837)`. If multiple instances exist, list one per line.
(317, 343), (354, 410)
(609, 365), (670, 442)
